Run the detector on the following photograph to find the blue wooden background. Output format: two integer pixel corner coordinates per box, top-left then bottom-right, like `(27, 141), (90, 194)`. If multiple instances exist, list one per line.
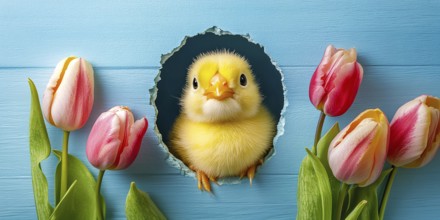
(1, 1), (439, 219)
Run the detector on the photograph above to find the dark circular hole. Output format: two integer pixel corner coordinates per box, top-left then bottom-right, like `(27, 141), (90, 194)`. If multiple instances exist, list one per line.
(152, 27), (286, 182)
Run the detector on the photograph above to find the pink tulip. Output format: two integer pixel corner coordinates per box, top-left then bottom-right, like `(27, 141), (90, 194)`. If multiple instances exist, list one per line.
(328, 109), (389, 187)
(86, 106), (148, 170)
(388, 95), (440, 168)
(42, 56), (94, 131)
(309, 45), (363, 116)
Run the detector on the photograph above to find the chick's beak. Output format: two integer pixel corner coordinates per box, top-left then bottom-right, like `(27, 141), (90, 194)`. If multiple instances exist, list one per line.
(204, 73), (234, 100)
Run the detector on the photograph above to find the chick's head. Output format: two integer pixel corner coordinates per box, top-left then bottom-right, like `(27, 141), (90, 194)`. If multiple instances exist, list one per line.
(182, 51), (262, 122)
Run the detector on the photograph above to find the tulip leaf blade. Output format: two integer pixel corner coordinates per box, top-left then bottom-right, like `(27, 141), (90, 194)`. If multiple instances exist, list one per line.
(49, 180), (79, 220)
(126, 182), (167, 220)
(346, 169), (392, 220)
(345, 200), (368, 220)
(317, 122), (340, 167)
(52, 150), (106, 219)
(316, 123), (341, 218)
(28, 78), (54, 219)
(297, 148), (332, 220)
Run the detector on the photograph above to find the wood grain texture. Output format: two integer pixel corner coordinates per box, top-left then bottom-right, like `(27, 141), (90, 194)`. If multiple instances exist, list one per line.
(1, 0), (440, 219)
(1, 1), (440, 67)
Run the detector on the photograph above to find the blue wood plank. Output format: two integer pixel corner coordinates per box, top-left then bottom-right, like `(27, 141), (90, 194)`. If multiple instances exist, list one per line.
(1, 1), (440, 67)
(1, 67), (440, 219)
(1, 174), (298, 220)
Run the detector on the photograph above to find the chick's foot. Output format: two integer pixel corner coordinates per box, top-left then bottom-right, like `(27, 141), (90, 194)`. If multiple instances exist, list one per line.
(240, 159), (264, 186)
(191, 166), (216, 192)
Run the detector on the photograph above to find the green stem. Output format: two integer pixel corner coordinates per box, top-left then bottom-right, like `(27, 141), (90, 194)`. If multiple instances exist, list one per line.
(335, 183), (349, 220)
(379, 166), (398, 220)
(60, 131), (70, 198)
(312, 111), (326, 155)
(96, 170), (105, 220)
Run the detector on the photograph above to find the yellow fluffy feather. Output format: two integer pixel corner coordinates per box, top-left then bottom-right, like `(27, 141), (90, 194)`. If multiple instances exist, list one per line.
(170, 51), (275, 192)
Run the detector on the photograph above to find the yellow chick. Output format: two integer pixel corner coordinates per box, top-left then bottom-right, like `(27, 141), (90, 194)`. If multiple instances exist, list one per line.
(170, 51), (275, 192)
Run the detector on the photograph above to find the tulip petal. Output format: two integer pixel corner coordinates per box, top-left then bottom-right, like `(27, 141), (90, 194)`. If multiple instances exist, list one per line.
(309, 45), (336, 110)
(309, 70), (326, 110)
(326, 49), (354, 79)
(42, 57), (76, 125)
(324, 62), (363, 116)
(357, 117), (388, 186)
(112, 107), (133, 147)
(388, 100), (430, 167)
(323, 45), (336, 61)
(50, 58), (94, 131)
(86, 112), (121, 170)
(405, 106), (440, 167)
(317, 45), (338, 75)
(113, 118), (148, 170)
(329, 119), (377, 184)
(110, 107), (134, 169)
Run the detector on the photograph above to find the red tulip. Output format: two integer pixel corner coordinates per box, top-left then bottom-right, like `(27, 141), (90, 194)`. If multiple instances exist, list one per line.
(42, 56), (94, 131)
(86, 106), (148, 170)
(309, 45), (363, 116)
(328, 109), (389, 186)
(388, 95), (440, 168)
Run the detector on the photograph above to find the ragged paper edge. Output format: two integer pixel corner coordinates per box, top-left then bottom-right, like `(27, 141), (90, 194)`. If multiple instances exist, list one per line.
(149, 26), (288, 184)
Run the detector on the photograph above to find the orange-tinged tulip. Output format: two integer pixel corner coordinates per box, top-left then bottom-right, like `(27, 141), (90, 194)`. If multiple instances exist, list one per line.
(388, 95), (440, 168)
(86, 106), (148, 170)
(309, 45), (363, 116)
(42, 56), (94, 131)
(328, 109), (389, 187)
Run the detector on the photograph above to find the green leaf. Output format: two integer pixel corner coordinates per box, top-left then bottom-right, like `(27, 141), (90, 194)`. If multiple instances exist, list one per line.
(346, 169), (392, 220)
(345, 200), (368, 220)
(51, 150), (105, 220)
(316, 123), (341, 219)
(50, 180), (79, 220)
(28, 78), (54, 219)
(296, 148), (332, 220)
(126, 182), (167, 220)
(317, 123), (340, 161)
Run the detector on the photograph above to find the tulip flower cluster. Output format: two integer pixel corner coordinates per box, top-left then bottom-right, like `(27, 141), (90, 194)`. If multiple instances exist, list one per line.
(324, 95), (440, 220)
(42, 57), (148, 172)
(298, 45), (440, 220)
(36, 57), (151, 219)
(327, 95), (440, 186)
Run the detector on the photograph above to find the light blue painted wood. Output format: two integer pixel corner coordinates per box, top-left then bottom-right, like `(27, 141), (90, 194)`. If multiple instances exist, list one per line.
(1, 1), (440, 67)
(1, 0), (440, 219)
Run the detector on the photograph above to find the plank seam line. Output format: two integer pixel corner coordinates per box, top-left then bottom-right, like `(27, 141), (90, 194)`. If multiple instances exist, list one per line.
(1, 64), (440, 70)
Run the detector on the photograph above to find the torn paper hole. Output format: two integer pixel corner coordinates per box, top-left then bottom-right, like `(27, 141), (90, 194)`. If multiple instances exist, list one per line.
(150, 26), (288, 184)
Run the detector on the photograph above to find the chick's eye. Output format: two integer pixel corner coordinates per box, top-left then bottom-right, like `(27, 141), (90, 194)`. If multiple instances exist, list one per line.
(192, 78), (198, 89)
(240, 74), (247, 86)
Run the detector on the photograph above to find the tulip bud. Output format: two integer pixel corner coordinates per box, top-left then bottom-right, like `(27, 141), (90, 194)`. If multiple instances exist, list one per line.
(388, 95), (440, 168)
(86, 106), (148, 170)
(328, 109), (389, 187)
(42, 56), (94, 131)
(309, 45), (363, 116)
